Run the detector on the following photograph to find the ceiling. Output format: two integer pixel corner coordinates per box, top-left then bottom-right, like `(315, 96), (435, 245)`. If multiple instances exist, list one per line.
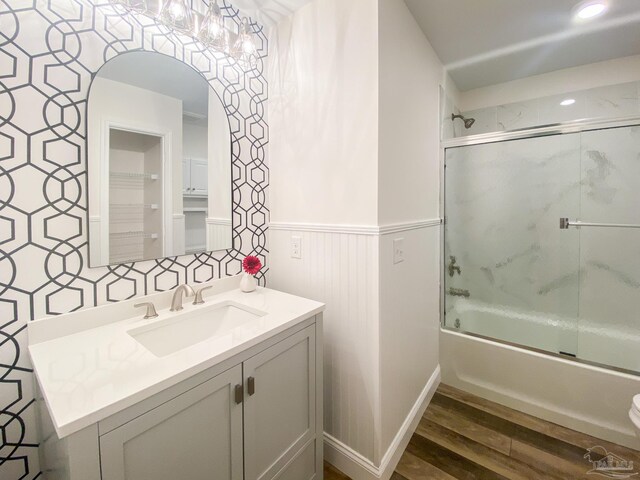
(231, 0), (312, 28)
(403, 0), (640, 91)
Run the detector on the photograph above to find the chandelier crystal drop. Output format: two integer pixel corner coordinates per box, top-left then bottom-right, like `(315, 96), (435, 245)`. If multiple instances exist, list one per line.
(198, 0), (229, 52)
(159, 0), (194, 34)
(232, 17), (258, 68)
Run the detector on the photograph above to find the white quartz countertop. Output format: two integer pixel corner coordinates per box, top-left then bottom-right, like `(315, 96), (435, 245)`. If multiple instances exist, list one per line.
(29, 285), (324, 439)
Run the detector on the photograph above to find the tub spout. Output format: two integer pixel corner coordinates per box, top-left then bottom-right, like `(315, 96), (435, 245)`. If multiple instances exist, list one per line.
(448, 287), (470, 298)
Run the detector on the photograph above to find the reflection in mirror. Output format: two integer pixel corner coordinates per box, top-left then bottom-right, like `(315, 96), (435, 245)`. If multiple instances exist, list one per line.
(87, 51), (232, 267)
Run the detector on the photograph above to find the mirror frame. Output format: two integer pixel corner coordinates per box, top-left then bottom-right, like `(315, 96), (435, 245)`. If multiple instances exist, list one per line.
(86, 50), (234, 268)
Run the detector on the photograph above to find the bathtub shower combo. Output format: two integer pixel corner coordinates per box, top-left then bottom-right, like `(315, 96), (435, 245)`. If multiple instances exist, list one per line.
(441, 118), (640, 448)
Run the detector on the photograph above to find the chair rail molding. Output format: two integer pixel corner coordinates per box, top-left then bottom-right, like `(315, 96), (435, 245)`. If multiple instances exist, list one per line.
(268, 219), (442, 236)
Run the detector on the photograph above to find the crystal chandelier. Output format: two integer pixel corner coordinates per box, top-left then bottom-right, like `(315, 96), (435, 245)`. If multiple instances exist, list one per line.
(198, 0), (229, 52)
(106, 0), (258, 65)
(159, 0), (194, 35)
(232, 18), (258, 68)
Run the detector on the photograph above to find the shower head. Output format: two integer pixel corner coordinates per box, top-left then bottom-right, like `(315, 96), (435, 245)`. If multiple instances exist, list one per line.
(452, 113), (476, 129)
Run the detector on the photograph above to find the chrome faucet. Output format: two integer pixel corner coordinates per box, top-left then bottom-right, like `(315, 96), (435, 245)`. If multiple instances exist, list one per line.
(170, 284), (196, 312)
(134, 302), (158, 319)
(193, 286), (213, 305)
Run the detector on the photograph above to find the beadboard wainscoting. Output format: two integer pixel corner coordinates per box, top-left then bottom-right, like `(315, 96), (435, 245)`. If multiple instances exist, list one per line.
(270, 225), (382, 461)
(269, 220), (442, 479)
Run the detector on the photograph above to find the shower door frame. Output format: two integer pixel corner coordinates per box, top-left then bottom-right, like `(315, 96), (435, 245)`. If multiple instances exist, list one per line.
(439, 113), (640, 376)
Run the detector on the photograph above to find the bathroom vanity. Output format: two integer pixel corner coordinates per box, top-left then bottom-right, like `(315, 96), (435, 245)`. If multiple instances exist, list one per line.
(28, 276), (324, 480)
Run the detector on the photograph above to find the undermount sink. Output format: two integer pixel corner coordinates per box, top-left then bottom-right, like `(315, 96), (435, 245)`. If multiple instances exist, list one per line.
(128, 301), (266, 357)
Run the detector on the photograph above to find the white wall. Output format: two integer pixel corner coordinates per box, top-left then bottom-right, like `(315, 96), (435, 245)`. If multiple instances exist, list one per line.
(269, 1), (445, 477)
(269, 0), (379, 226)
(377, 0), (442, 460)
(183, 122), (207, 158)
(459, 54), (640, 111)
(378, 227), (440, 458)
(268, 0), (382, 466)
(443, 73), (461, 112)
(378, 0), (442, 224)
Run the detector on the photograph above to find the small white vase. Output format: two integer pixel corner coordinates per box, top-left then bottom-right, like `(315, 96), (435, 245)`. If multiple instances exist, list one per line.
(240, 273), (257, 293)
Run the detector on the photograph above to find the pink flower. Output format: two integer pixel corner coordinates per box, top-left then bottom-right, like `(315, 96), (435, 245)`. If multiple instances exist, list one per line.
(242, 255), (262, 275)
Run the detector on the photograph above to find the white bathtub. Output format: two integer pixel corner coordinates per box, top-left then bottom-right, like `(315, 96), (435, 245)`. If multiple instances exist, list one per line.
(441, 301), (640, 449)
(447, 298), (640, 372)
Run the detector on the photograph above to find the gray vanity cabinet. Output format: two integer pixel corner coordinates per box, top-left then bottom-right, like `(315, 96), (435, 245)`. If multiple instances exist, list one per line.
(100, 365), (244, 480)
(74, 321), (321, 480)
(244, 325), (316, 480)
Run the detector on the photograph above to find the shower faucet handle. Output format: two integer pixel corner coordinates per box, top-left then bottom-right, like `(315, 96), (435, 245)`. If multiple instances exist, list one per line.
(448, 256), (462, 277)
(134, 302), (159, 319)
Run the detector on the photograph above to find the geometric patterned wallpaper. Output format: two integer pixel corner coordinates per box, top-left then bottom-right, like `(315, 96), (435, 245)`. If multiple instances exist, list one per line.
(0, 1), (268, 477)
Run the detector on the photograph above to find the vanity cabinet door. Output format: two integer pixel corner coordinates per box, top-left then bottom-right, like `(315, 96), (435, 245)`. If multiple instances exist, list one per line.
(100, 365), (243, 480)
(243, 325), (317, 480)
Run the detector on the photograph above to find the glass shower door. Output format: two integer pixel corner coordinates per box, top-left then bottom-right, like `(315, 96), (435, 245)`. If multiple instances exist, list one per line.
(576, 125), (640, 372)
(444, 133), (582, 356)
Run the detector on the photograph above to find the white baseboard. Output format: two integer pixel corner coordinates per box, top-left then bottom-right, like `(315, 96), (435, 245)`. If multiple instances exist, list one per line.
(324, 435), (380, 480)
(324, 366), (441, 480)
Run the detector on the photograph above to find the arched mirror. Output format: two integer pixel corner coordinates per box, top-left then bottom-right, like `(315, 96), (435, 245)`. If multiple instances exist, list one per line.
(87, 51), (232, 267)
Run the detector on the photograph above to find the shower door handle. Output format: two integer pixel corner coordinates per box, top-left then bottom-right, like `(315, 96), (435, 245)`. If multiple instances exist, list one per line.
(560, 218), (640, 229)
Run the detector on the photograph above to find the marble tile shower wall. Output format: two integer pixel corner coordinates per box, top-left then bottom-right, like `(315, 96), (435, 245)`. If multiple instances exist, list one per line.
(445, 82), (640, 139)
(444, 124), (640, 373)
(577, 126), (640, 372)
(444, 134), (581, 355)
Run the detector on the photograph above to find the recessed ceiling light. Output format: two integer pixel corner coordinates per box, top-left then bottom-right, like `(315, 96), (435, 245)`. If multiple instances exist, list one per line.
(574, 1), (608, 20)
(560, 98), (576, 106)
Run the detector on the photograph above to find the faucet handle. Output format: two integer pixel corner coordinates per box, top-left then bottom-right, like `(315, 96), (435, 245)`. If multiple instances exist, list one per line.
(134, 302), (159, 319)
(193, 286), (213, 305)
